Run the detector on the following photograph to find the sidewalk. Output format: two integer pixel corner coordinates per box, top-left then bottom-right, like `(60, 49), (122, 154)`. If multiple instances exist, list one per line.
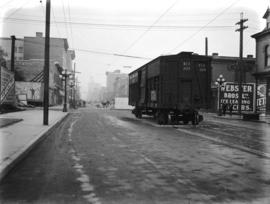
(202, 112), (270, 124)
(0, 107), (69, 181)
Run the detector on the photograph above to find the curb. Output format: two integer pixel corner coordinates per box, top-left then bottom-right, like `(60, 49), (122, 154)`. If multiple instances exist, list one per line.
(0, 113), (70, 182)
(176, 128), (270, 159)
(132, 117), (270, 158)
(212, 115), (270, 124)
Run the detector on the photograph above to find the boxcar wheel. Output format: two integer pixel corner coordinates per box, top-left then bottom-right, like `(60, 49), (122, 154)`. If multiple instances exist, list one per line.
(183, 120), (189, 125)
(192, 112), (199, 125)
(157, 111), (168, 125)
(135, 110), (142, 118)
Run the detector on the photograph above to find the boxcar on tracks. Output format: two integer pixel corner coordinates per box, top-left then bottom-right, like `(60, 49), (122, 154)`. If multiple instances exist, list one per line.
(128, 52), (212, 125)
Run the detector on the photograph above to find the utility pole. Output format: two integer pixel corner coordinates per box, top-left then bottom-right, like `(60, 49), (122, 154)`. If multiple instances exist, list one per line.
(235, 12), (248, 115)
(73, 63), (76, 109)
(205, 37), (208, 56)
(43, 0), (51, 125)
(63, 69), (68, 112)
(10, 35), (16, 73)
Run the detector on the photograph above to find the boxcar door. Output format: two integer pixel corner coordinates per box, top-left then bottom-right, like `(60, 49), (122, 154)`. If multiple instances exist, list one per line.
(180, 80), (192, 108)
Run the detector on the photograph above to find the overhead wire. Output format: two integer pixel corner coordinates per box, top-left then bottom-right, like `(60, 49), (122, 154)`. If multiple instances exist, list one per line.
(167, 0), (242, 53)
(121, 0), (179, 54)
(19, 38), (151, 60)
(1, 17), (237, 30)
(50, 1), (62, 38)
(67, 0), (74, 48)
(4, 0), (32, 19)
(108, 0), (178, 70)
(0, 0), (19, 9)
(61, 0), (69, 40)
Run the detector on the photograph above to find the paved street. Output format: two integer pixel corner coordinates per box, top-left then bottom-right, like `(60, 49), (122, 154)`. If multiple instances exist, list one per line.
(1, 107), (270, 204)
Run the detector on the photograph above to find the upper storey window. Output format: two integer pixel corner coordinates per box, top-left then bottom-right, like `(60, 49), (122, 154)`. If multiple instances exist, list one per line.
(264, 45), (270, 67)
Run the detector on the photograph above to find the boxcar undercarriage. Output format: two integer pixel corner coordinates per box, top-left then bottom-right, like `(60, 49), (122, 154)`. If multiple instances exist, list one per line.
(132, 107), (203, 125)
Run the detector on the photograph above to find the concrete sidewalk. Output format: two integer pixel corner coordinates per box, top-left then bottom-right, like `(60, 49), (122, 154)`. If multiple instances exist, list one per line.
(202, 112), (270, 124)
(0, 108), (69, 181)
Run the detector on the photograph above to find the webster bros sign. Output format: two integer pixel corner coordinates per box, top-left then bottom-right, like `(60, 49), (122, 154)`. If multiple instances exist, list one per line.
(220, 83), (255, 112)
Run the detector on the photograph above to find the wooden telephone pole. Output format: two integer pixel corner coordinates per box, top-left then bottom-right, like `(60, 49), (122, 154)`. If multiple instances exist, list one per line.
(235, 12), (248, 115)
(43, 0), (51, 125)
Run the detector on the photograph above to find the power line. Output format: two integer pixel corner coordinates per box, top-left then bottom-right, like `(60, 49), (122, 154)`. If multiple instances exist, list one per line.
(0, 0), (19, 9)
(51, 2), (62, 38)
(122, 0), (179, 54)
(61, 0), (69, 39)
(168, 0), (241, 53)
(67, 0), (74, 48)
(74, 48), (151, 60)
(1, 17), (236, 30)
(4, 0), (32, 19)
(13, 38), (151, 60)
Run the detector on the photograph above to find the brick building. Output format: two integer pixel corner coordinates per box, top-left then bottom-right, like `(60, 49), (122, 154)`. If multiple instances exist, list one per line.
(210, 53), (256, 112)
(0, 32), (75, 106)
(0, 37), (24, 61)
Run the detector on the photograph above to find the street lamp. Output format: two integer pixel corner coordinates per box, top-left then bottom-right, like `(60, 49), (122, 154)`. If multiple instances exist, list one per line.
(69, 81), (75, 109)
(59, 69), (73, 112)
(215, 74), (226, 115)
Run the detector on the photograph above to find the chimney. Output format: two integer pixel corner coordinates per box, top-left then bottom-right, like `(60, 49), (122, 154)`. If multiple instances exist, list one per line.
(36, 32), (43, 37)
(205, 37), (208, 56)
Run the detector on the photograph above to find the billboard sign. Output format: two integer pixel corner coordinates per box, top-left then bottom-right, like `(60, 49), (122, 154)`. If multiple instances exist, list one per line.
(220, 82), (255, 112)
(15, 82), (43, 102)
(256, 83), (266, 113)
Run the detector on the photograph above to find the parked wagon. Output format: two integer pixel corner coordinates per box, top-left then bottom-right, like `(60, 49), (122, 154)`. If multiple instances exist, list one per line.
(128, 52), (212, 125)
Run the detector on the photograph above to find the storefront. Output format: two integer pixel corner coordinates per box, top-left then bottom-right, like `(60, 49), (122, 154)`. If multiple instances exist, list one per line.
(251, 8), (270, 115)
(253, 72), (270, 114)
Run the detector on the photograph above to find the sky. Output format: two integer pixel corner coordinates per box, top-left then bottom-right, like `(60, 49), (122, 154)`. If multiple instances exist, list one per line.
(0, 0), (269, 99)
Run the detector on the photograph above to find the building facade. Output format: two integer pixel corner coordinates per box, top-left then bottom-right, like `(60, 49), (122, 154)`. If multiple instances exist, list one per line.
(24, 32), (74, 71)
(0, 37), (24, 61)
(106, 70), (128, 101)
(210, 53), (256, 112)
(0, 32), (75, 107)
(13, 59), (63, 105)
(252, 8), (270, 114)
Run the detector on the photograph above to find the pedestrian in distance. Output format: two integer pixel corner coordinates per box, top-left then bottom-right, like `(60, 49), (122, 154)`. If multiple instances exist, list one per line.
(222, 103), (227, 116)
(229, 103), (233, 116)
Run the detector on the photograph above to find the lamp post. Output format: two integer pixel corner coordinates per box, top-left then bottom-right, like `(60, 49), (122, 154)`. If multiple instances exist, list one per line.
(59, 69), (72, 112)
(69, 81), (75, 108)
(215, 74), (226, 116)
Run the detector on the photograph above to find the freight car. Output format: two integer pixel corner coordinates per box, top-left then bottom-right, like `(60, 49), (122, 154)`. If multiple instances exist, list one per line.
(128, 52), (212, 125)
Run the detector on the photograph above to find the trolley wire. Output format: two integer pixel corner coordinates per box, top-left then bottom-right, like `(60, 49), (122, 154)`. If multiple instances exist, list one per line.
(4, 0), (32, 19)
(67, 0), (74, 48)
(19, 38), (151, 60)
(51, 2), (62, 38)
(61, 0), (69, 40)
(1, 17), (237, 30)
(0, 0), (19, 9)
(121, 0), (179, 54)
(167, 0), (242, 53)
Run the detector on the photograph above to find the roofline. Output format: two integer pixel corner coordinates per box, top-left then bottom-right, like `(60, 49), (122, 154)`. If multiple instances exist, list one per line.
(263, 8), (270, 19)
(251, 29), (270, 39)
(129, 52), (211, 75)
(0, 37), (24, 41)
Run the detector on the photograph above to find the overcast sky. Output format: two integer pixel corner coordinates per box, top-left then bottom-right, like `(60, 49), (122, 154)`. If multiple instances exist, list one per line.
(0, 0), (269, 99)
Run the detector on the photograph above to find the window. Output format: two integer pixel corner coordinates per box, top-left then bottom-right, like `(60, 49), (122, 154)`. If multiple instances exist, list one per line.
(16, 46), (23, 53)
(264, 45), (270, 67)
